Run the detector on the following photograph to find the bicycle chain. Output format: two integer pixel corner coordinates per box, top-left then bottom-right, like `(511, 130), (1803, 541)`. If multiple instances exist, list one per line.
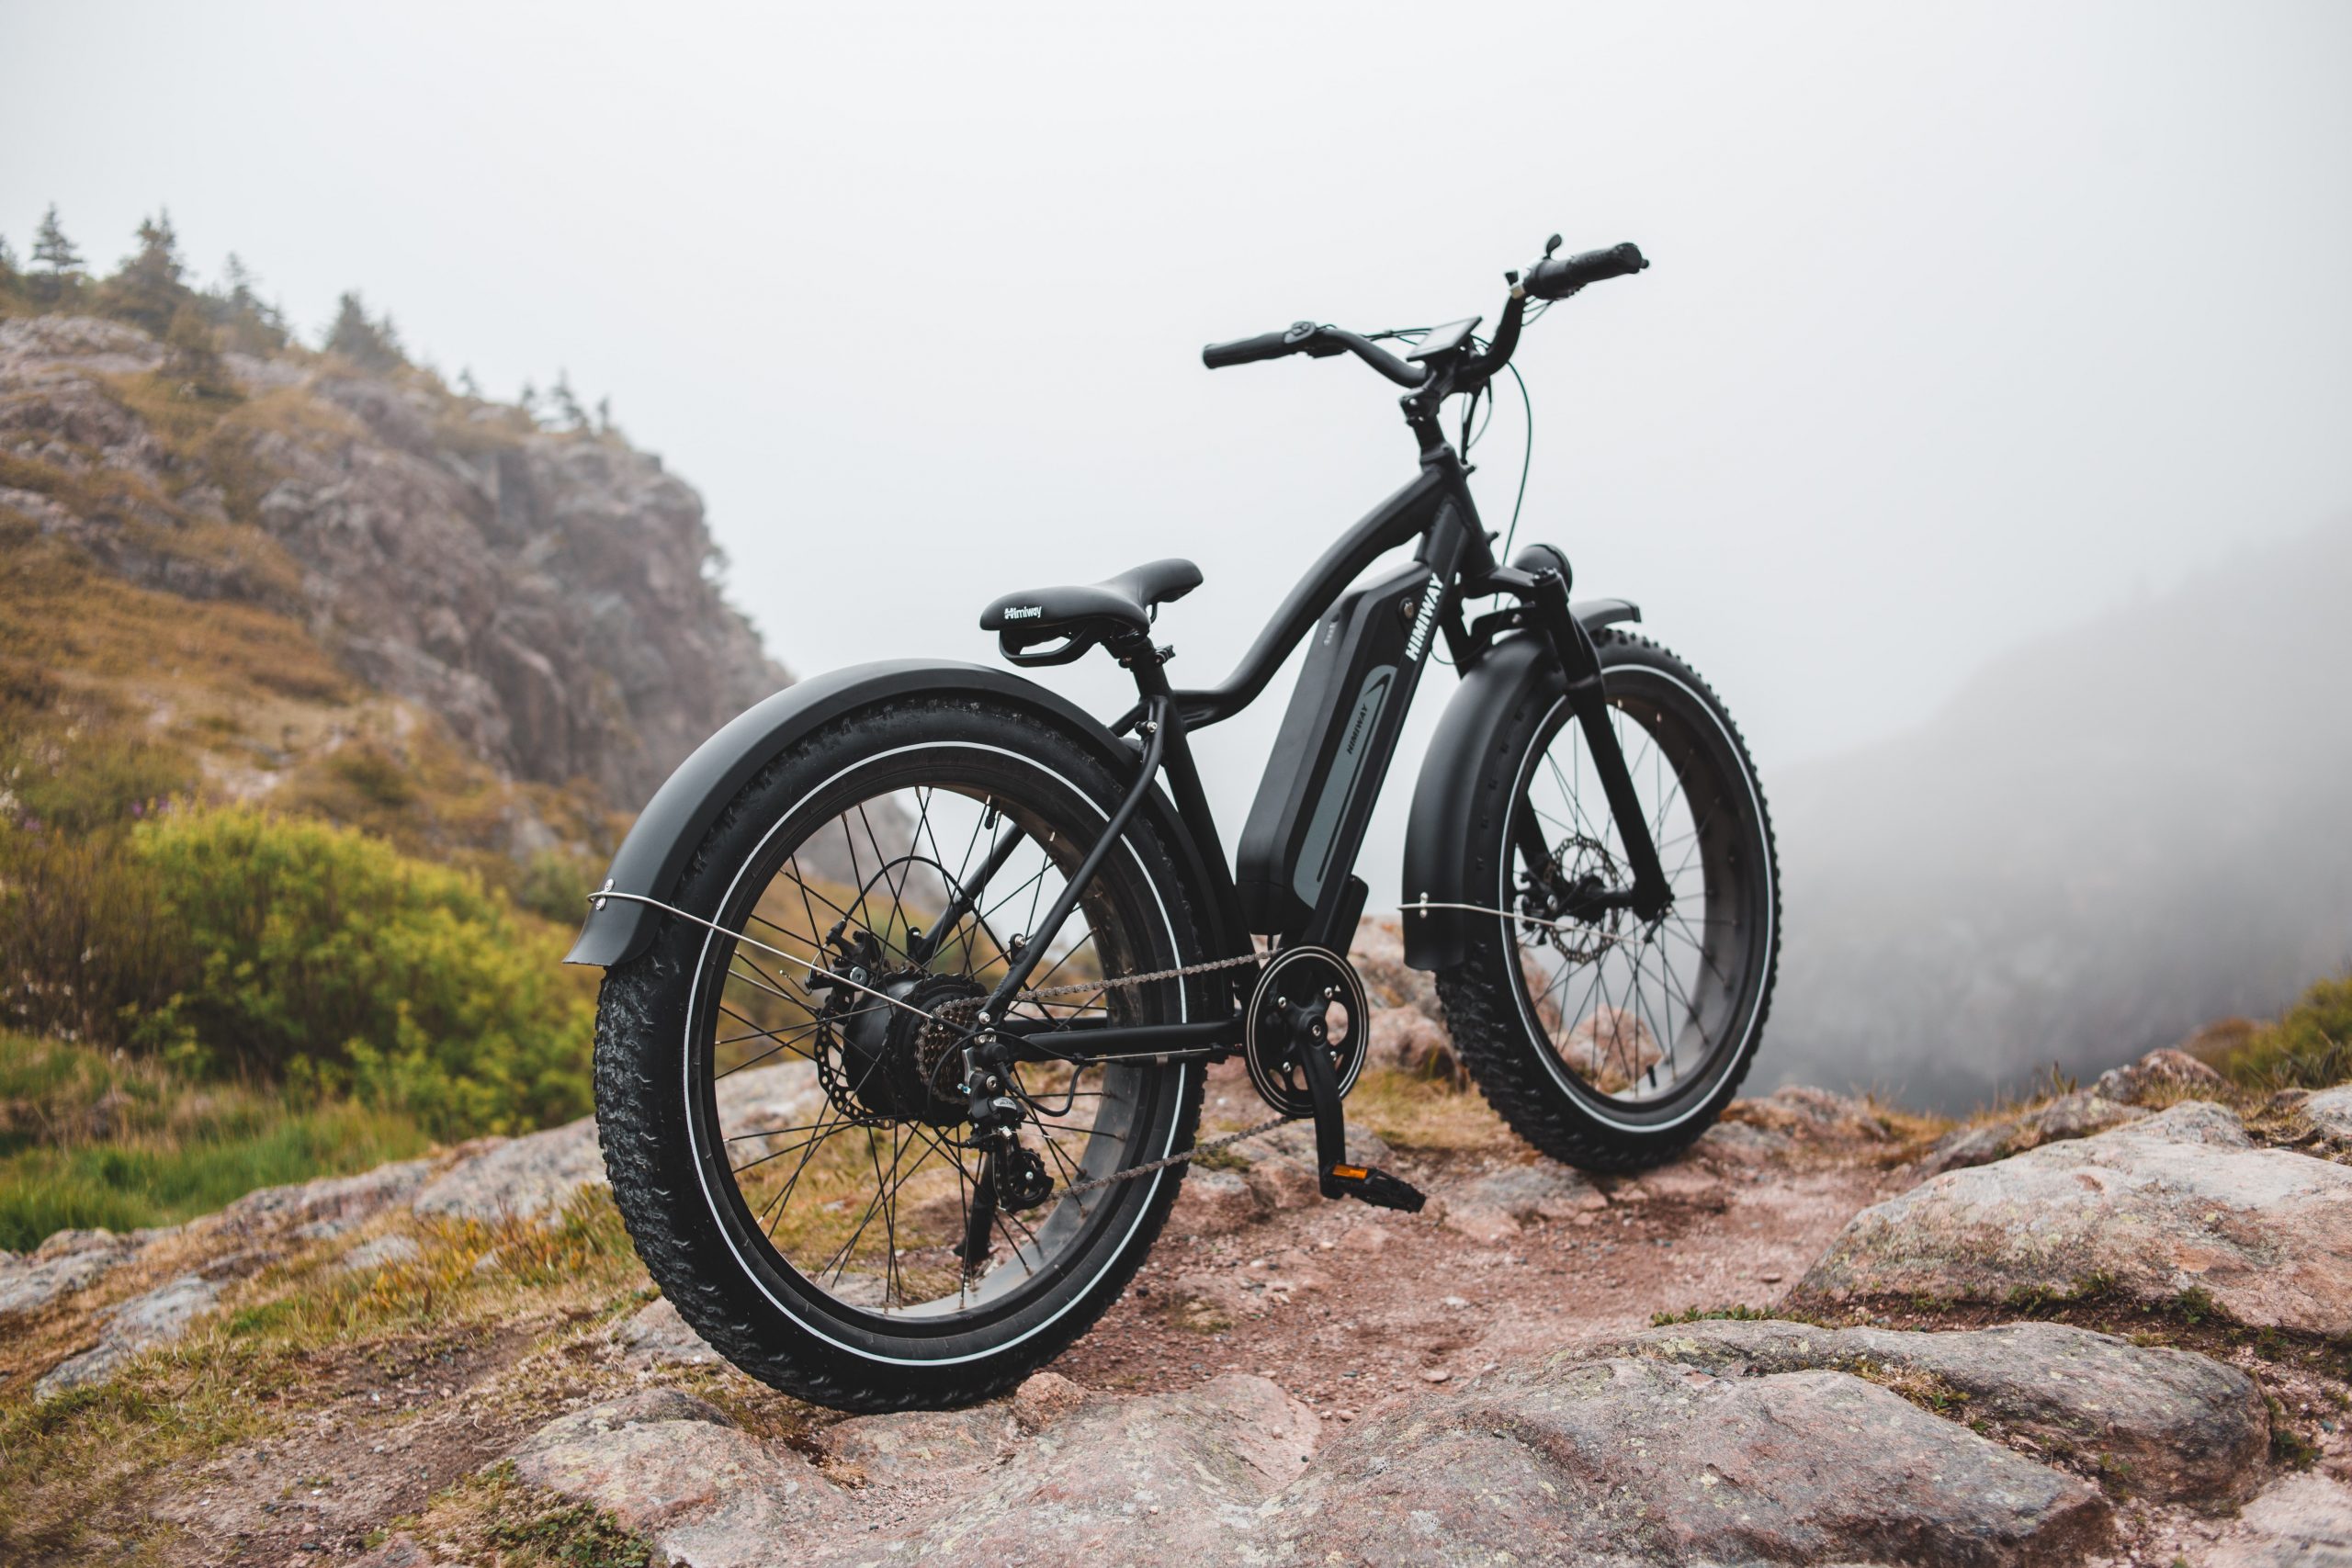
(920, 948), (1293, 1201)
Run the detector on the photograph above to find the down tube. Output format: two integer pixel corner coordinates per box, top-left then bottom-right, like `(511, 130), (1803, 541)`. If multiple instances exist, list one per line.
(1240, 496), (1484, 946)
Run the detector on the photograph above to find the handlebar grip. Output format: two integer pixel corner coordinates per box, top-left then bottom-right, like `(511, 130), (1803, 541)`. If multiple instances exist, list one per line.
(1203, 329), (1300, 369)
(1524, 242), (1648, 300)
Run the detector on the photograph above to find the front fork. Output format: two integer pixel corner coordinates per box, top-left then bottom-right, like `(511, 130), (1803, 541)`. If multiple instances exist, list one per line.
(1510, 567), (1672, 921)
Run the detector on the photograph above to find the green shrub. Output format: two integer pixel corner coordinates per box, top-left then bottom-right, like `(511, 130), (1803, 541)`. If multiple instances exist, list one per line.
(2210, 971), (2352, 1092)
(130, 806), (595, 1135)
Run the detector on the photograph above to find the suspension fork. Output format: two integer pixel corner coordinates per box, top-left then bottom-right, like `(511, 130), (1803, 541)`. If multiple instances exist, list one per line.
(1519, 569), (1673, 920)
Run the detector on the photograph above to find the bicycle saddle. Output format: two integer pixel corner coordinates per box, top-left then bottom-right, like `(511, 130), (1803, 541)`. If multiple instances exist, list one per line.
(979, 558), (1202, 663)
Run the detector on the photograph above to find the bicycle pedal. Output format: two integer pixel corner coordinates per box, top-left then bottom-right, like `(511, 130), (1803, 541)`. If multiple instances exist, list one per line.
(1323, 1163), (1426, 1213)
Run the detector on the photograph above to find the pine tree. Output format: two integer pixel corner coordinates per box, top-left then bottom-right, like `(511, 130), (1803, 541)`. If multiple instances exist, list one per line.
(324, 291), (405, 372)
(517, 381), (541, 425)
(209, 253), (287, 352)
(595, 395), (613, 435)
(0, 234), (17, 276)
(548, 370), (588, 431)
(28, 205), (83, 303)
(457, 367), (482, 400)
(30, 205), (82, 274)
(99, 209), (195, 336)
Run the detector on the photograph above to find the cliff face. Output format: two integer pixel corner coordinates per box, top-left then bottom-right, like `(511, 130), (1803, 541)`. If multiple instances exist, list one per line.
(0, 314), (786, 833)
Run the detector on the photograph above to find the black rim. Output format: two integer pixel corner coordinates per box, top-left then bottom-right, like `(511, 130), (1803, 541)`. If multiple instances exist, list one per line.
(1504, 671), (1770, 1122)
(683, 745), (1188, 1338)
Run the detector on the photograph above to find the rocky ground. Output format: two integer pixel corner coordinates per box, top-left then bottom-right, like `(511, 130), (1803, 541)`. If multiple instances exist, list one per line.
(5, 1023), (2349, 1566)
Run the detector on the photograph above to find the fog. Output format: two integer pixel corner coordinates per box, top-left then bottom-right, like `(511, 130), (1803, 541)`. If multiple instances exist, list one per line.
(1765, 517), (2352, 1110)
(6, 2), (2351, 1098)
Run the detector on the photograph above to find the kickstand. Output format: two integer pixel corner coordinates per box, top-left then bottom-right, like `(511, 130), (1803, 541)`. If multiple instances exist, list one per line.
(1293, 1022), (1427, 1213)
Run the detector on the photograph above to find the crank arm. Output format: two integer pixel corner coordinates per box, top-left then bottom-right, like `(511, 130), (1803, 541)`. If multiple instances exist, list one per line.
(1291, 1009), (1425, 1213)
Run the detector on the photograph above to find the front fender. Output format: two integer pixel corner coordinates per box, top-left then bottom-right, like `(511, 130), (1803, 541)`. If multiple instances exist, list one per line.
(565, 660), (1196, 968)
(1398, 599), (1640, 973)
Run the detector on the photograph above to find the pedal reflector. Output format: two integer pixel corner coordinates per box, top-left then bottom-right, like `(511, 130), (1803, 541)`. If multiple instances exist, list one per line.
(1326, 1163), (1427, 1213)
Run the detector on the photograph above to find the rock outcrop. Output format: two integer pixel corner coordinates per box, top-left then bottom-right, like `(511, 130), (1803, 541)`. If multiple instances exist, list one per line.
(1919, 1089), (2148, 1174)
(1268, 1354), (2112, 1567)
(1804, 1100), (2352, 1332)
(35, 1274), (221, 1397)
(1585, 1316), (2269, 1506)
(0, 313), (788, 815)
(508, 1390), (846, 1568)
(2194, 1472), (2352, 1567)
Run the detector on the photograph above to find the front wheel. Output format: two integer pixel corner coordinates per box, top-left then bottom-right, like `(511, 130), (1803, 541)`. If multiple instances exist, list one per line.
(1437, 631), (1780, 1171)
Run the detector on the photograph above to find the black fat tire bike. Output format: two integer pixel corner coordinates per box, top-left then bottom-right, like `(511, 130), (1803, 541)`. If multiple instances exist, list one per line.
(571, 234), (1780, 1411)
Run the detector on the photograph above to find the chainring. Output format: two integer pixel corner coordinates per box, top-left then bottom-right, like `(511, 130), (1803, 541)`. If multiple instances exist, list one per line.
(1242, 945), (1370, 1117)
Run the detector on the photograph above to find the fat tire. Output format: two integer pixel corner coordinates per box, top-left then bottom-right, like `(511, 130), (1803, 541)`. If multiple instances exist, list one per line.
(1436, 631), (1781, 1172)
(593, 694), (1206, 1411)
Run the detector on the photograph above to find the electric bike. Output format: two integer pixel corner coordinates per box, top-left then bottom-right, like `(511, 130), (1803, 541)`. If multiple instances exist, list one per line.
(570, 234), (1781, 1411)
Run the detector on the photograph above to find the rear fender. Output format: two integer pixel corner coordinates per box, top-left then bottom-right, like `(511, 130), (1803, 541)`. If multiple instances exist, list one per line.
(566, 660), (1227, 969)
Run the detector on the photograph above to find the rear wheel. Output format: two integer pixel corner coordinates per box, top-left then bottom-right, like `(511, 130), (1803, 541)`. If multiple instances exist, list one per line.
(1438, 632), (1779, 1170)
(594, 694), (1206, 1411)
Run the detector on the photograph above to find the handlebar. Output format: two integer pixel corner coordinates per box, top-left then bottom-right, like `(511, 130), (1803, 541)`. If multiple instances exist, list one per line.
(1201, 326), (1302, 369)
(1522, 242), (1647, 300)
(1202, 321), (1428, 387)
(1203, 233), (1645, 396)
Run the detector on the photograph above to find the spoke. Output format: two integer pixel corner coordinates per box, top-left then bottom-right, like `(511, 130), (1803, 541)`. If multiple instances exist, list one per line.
(729, 1125), (845, 1174)
(818, 1127), (910, 1287)
(1668, 908), (1736, 987)
(725, 962), (826, 1015)
(711, 1019), (824, 1076)
(763, 1100), (849, 1233)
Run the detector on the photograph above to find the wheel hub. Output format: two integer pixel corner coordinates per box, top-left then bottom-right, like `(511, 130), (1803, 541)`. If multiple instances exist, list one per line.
(831, 968), (986, 1127)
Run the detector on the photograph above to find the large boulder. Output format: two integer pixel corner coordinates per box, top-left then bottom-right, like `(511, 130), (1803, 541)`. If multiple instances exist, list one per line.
(406, 1067), (815, 1229)
(2093, 1047), (2228, 1107)
(507, 1390), (845, 1568)
(1586, 1317), (2268, 1506)
(34, 1274), (221, 1397)
(0, 1228), (151, 1323)
(1804, 1100), (2352, 1334)
(410, 1122), (606, 1228)
(220, 1157), (436, 1238)
(1261, 1354), (2110, 1566)
(2193, 1472), (2352, 1567)
(1919, 1091), (2147, 1175)
(514, 1375), (1315, 1568)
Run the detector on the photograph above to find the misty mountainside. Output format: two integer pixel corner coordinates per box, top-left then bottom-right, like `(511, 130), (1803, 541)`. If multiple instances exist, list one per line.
(0, 307), (786, 867)
(1762, 517), (2352, 1111)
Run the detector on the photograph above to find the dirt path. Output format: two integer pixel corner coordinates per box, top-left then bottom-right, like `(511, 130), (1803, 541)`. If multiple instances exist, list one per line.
(1059, 1069), (1905, 1424)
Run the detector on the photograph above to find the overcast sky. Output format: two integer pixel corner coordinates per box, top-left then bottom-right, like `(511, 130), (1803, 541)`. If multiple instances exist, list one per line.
(6, 1), (2349, 906)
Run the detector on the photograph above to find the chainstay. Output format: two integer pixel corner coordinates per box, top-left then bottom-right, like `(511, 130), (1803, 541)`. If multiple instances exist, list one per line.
(1055, 1112), (1296, 1200)
(933, 949), (1280, 1200)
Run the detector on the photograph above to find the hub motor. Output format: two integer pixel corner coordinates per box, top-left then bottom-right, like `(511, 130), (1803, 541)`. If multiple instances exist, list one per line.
(830, 968), (986, 1127)
(1243, 945), (1370, 1117)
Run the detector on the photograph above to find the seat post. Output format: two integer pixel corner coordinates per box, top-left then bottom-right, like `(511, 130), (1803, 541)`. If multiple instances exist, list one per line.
(1117, 637), (1175, 704)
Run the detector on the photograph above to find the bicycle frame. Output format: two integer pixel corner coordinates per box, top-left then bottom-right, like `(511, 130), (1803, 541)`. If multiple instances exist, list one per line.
(978, 438), (1670, 1066)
